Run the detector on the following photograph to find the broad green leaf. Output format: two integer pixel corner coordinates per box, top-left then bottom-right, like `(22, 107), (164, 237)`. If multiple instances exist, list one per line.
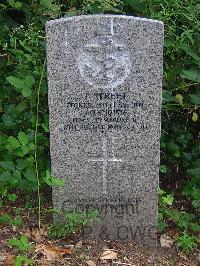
(18, 132), (29, 146)
(21, 145), (29, 155)
(168, 142), (180, 158)
(13, 170), (21, 180)
(189, 94), (200, 104)
(192, 200), (200, 209)
(40, 0), (52, 9)
(24, 75), (35, 89)
(15, 146), (29, 157)
(45, 170), (64, 186)
(8, 0), (22, 8)
(181, 69), (200, 82)
(45, 170), (51, 179)
(126, 0), (146, 11)
(22, 87), (32, 97)
(6, 76), (25, 90)
(23, 169), (36, 181)
(0, 161), (15, 171)
(192, 159), (200, 169)
(16, 101), (27, 112)
(162, 90), (175, 102)
(177, 44), (200, 63)
(42, 114), (49, 132)
(188, 167), (200, 178)
(0, 134), (7, 146)
(16, 159), (30, 170)
(6, 75), (34, 97)
(51, 177), (64, 187)
(0, 171), (12, 182)
(42, 123), (49, 132)
(44, 178), (52, 186)
(7, 136), (20, 149)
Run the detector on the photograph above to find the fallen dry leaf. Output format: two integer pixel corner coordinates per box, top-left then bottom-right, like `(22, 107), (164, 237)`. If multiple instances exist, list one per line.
(160, 234), (175, 248)
(86, 259), (96, 266)
(23, 225), (48, 242)
(0, 254), (7, 263)
(35, 244), (72, 260)
(37, 259), (54, 265)
(100, 249), (117, 260)
(75, 240), (83, 248)
(3, 255), (15, 266)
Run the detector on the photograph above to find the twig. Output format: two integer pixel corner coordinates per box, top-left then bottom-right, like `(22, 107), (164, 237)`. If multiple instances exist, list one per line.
(34, 58), (46, 231)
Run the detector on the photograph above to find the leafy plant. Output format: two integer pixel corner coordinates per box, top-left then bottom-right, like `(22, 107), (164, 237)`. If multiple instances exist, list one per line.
(44, 170), (64, 187)
(183, 159), (200, 210)
(82, 0), (123, 14)
(158, 212), (167, 232)
(159, 189), (174, 207)
(176, 232), (198, 253)
(49, 210), (99, 238)
(15, 255), (35, 266)
(8, 235), (32, 252)
(0, 213), (22, 227)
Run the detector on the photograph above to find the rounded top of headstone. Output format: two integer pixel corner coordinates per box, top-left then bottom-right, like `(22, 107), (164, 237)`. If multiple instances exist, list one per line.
(46, 14), (164, 28)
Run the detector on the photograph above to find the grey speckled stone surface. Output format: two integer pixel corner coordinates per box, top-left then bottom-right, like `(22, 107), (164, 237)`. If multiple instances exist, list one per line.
(46, 15), (164, 245)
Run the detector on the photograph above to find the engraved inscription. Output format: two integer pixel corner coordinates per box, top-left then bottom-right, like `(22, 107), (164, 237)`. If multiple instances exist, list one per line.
(62, 91), (148, 133)
(62, 196), (142, 218)
(77, 35), (132, 88)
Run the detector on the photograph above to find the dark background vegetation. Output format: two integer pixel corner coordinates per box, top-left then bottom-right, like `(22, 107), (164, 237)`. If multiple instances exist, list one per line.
(0, 0), (199, 253)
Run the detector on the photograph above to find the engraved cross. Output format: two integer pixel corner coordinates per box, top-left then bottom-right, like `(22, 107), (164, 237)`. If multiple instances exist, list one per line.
(88, 135), (124, 195)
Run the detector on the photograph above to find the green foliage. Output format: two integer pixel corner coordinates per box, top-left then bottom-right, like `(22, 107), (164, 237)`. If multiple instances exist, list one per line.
(0, 0), (53, 202)
(183, 159), (200, 210)
(82, 0), (123, 14)
(14, 255), (35, 266)
(159, 188), (199, 252)
(158, 212), (167, 232)
(143, 0), (200, 217)
(49, 210), (99, 238)
(176, 232), (198, 253)
(0, 213), (22, 227)
(164, 209), (197, 230)
(6, 75), (35, 97)
(44, 170), (64, 187)
(8, 235), (32, 252)
(159, 189), (174, 207)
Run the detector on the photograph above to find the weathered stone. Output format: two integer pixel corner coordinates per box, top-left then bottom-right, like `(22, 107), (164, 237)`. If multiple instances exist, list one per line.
(46, 14), (164, 245)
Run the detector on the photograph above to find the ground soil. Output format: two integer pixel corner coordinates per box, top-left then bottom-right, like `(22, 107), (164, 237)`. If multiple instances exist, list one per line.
(0, 204), (199, 266)
(0, 175), (199, 266)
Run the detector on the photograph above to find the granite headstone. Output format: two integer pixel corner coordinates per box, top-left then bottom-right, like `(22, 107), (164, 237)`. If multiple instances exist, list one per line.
(46, 15), (164, 245)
